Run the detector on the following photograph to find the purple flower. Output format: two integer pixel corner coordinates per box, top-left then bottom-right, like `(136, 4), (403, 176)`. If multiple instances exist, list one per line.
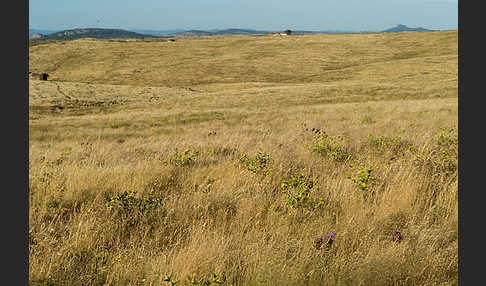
(326, 234), (335, 249)
(393, 231), (403, 242)
(314, 237), (324, 249)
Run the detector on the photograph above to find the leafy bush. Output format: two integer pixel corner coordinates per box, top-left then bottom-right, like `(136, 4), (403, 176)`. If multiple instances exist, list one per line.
(105, 190), (163, 228)
(165, 149), (199, 167)
(364, 133), (416, 160)
(414, 127), (458, 177)
(238, 151), (272, 176)
(312, 133), (353, 163)
(271, 173), (324, 215)
(348, 167), (374, 191)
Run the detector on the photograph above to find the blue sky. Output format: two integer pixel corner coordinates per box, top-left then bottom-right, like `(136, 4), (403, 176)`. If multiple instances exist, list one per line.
(29, 0), (458, 31)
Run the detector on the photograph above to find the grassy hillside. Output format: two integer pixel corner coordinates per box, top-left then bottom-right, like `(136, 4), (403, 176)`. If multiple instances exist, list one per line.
(29, 31), (456, 88)
(29, 31), (458, 285)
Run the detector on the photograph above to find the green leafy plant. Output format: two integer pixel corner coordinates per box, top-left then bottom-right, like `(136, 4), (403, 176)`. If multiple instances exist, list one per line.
(35, 275), (55, 286)
(55, 146), (72, 165)
(209, 272), (226, 285)
(165, 149), (199, 167)
(238, 151), (272, 176)
(365, 133), (416, 157)
(414, 127), (458, 177)
(194, 176), (215, 193)
(276, 173), (324, 214)
(312, 133), (353, 163)
(105, 190), (163, 227)
(435, 127), (458, 176)
(185, 272), (226, 286)
(163, 274), (178, 285)
(348, 167), (374, 191)
(187, 276), (199, 285)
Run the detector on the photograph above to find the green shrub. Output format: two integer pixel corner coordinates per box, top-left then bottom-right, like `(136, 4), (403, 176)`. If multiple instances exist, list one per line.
(348, 167), (374, 191)
(414, 127), (458, 177)
(312, 133), (353, 163)
(165, 149), (199, 167)
(105, 190), (163, 228)
(271, 173), (324, 215)
(238, 151), (272, 176)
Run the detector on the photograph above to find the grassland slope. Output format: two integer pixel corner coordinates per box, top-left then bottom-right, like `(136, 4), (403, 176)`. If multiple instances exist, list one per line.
(29, 31), (457, 89)
(29, 31), (458, 285)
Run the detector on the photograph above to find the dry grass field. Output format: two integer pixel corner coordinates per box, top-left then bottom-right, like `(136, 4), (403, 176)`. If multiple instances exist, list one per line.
(29, 31), (457, 285)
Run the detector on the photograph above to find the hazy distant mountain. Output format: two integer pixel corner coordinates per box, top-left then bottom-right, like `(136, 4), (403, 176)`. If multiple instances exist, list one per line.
(129, 29), (186, 35)
(168, 28), (356, 36)
(29, 29), (59, 37)
(293, 30), (356, 35)
(170, 29), (216, 36)
(168, 28), (270, 36)
(30, 33), (45, 40)
(36, 28), (162, 40)
(29, 27), (356, 39)
(381, 24), (434, 33)
(210, 28), (271, 35)
(29, 25), (439, 41)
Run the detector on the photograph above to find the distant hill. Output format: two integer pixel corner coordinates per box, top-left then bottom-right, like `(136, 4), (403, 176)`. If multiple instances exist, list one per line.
(168, 28), (357, 36)
(29, 25), (439, 41)
(170, 29), (216, 37)
(29, 28), (358, 39)
(29, 29), (58, 37)
(381, 24), (435, 33)
(209, 28), (271, 35)
(293, 30), (356, 35)
(30, 33), (45, 40)
(129, 29), (186, 35)
(168, 28), (268, 36)
(34, 28), (162, 40)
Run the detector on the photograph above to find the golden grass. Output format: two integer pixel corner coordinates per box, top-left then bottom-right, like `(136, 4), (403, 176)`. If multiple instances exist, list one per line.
(29, 31), (457, 285)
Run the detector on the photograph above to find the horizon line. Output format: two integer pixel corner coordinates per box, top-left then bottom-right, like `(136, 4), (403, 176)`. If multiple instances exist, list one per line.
(29, 24), (457, 33)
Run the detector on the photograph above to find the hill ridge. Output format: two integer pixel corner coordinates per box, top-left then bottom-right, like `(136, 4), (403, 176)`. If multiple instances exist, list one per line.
(29, 25), (439, 40)
(35, 27), (162, 40)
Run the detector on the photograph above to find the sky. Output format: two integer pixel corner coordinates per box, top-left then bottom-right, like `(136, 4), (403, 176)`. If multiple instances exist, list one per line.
(29, 0), (458, 32)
